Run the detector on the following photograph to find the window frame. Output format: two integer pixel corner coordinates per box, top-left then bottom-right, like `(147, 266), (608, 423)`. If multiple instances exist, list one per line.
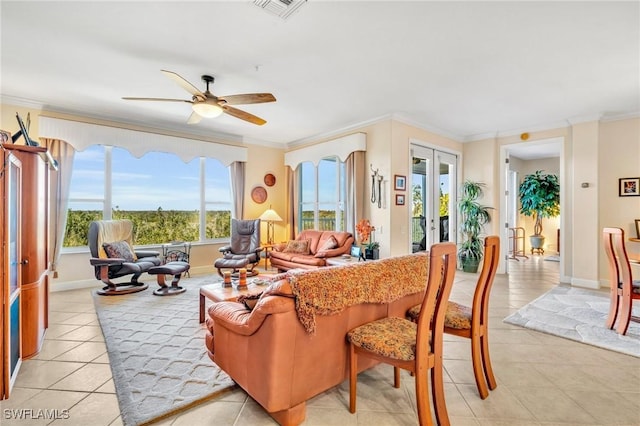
(297, 156), (345, 233)
(64, 145), (233, 249)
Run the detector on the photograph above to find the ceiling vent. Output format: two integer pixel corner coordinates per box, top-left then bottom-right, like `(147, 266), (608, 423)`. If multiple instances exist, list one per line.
(253, 0), (307, 20)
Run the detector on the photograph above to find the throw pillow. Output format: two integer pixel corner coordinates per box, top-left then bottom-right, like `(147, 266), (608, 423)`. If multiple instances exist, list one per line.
(283, 239), (311, 255)
(103, 240), (136, 262)
(318, 235), (338, 251)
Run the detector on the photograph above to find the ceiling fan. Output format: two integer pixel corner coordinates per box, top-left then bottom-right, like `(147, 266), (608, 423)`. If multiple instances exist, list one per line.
(123, 70), (276, 125)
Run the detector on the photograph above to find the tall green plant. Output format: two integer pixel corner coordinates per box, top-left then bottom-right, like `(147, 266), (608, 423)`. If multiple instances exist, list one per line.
(518, 170), (560, 236)
(458, 181), (492, 263)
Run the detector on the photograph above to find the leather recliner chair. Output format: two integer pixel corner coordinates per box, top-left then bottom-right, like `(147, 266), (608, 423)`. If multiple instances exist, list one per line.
(88, 219), (161, 295)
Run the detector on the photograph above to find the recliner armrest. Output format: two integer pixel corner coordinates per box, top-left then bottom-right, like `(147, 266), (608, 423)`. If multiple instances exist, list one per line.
(135, 250), (159, 258)
(218, 245), (231, 253)
(90, 257), (125, 267)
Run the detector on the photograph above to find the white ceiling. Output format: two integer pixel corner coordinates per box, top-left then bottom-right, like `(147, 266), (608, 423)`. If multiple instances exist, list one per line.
(1, 1), (638, 148)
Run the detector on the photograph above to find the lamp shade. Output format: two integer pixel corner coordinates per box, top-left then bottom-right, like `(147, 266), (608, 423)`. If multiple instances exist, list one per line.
(259, 207), (283, 222)
(192, 101), (224, 118)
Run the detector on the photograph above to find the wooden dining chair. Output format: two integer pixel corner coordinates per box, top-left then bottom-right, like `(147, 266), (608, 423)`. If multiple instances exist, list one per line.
(408, 235), (500, 400)
(346, 243), (457, 426)
(603, 227), (640, 335)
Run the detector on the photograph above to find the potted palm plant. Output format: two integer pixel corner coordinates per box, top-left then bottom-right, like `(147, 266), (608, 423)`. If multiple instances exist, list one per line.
(458, 180), (492, 273)
(518, 170), (560, 252)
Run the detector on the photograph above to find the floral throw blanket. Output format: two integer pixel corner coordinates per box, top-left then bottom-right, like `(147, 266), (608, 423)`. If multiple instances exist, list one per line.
(288, 253), (429, 334)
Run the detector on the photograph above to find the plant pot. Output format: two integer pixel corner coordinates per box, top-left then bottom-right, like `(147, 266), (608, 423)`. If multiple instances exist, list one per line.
(530, 235), (545, 249)
(364, 248), (379, 260)
(461, 257), (481, 273)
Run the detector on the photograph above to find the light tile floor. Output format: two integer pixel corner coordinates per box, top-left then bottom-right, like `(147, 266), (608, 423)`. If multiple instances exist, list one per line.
(2, 256), (639, 425)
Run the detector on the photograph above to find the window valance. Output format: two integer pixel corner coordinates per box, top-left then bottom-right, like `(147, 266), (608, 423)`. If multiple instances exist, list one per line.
(38, 116), (247, 165)
(284, 132), (366, 169)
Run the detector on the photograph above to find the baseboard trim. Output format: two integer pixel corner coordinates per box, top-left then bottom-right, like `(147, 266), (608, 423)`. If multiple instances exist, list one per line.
(571, 277), (601, 289)
(50, 266), (217, 292)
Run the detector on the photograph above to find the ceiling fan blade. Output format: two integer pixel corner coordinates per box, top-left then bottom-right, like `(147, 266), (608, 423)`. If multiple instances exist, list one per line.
(122, 97), (192, 103)
(187, 111), (202, 124)
(218, 93), (276, 105)
(161, 70), (206, 101)
(222, 105), (267, 126)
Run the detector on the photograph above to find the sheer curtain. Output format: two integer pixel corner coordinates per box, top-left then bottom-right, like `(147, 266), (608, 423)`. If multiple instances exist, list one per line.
(41, 138), (75, 278)
(229, 161), (245, 219)
(345, 151), (366, 237)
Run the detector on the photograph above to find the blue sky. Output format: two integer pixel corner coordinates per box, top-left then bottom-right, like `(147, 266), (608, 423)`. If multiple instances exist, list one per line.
(69, 146), (231, 211)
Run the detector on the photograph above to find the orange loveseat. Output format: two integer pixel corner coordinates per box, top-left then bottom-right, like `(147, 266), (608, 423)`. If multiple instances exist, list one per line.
(268, 229), (354, 271)
(205, 253), (428, 425)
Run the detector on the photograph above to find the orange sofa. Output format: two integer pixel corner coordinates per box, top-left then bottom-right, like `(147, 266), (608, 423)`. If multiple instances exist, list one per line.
(205, 253), (428, 425)
(268, 229), (354, 271)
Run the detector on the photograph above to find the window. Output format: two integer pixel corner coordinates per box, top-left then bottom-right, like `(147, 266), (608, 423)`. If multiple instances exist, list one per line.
(298, 157), (345, 232)
(64, 145), (232, 247)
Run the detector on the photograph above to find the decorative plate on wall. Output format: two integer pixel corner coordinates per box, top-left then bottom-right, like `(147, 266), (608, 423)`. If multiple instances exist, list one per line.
(251, 186), (268, 204)
(264, 173), (276, 187)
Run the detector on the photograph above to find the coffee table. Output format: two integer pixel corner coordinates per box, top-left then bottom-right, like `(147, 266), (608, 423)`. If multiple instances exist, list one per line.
(325, 256), (358, 266)
(199, 282), (266, 323)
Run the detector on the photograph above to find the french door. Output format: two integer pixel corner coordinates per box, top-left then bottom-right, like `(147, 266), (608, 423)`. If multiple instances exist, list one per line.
(410, 145), (457, 252)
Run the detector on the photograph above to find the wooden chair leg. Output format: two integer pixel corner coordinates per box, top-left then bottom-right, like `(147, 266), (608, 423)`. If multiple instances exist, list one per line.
(349, 343), (357, 414)
(393, 367), (401, 388)
(431, 358), (450, 426)
(616, 295), (632, 335)
(480, 333), (497, 391)
(471, 334), (489, 399)
(606, 292), (619, 329)
(415, 367), (433, 426)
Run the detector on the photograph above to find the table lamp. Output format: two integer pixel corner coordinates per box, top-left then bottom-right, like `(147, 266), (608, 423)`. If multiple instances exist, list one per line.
(259, 205), (283, 245)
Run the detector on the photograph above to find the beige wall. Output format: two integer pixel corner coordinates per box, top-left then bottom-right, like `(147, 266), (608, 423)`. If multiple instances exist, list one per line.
(598, 117), (640, 280)
(244, 144), (286, 243)
(460, 138), (500, 237)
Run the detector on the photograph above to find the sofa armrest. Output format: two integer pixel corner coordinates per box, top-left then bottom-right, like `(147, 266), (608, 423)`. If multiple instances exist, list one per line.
(272, 242), (287, 252)
(208, 294), (295, 336)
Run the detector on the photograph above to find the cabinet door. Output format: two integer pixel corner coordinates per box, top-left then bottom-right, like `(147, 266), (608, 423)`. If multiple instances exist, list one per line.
(3, 153), (22, 398)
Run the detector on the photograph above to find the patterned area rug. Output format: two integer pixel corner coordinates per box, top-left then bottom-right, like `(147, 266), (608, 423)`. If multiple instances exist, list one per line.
(93, 275), (235, 426)
(504, 286), (640, 358)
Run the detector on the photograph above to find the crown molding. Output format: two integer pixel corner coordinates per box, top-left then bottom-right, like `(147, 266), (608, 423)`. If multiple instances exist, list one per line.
(566, 113), (604, 126)
(0, 95), (45, 110)
(390, 113), (463, 142)
(242, 136), (286, 149)
(286, 114), (393, 149)
(600, 110), (640, 122)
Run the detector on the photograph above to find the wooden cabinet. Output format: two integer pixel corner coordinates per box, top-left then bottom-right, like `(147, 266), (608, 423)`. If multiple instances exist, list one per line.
(1, 144), (52, 400)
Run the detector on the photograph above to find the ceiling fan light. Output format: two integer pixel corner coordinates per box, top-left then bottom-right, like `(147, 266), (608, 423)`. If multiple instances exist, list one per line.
(192, 102), (223, 118)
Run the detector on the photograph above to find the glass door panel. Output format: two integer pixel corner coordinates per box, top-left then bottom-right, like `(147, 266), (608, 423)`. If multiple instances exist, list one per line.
(410, 145), (457, 252)
(6, 154), (22, 396)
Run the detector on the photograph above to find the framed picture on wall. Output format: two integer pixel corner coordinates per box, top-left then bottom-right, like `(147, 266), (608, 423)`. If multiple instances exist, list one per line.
(619, 177), (640, 197)
(394, 175), (406, 191)
(395, 194), (405, 205)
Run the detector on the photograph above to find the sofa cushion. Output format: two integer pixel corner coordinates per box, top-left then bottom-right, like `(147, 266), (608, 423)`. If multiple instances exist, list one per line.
(283, 239), (311, 255)
(102, 240), (137, 262)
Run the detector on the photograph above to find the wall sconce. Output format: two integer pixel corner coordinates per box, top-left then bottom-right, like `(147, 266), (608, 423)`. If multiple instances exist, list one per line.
(370, 164), (383, 208)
